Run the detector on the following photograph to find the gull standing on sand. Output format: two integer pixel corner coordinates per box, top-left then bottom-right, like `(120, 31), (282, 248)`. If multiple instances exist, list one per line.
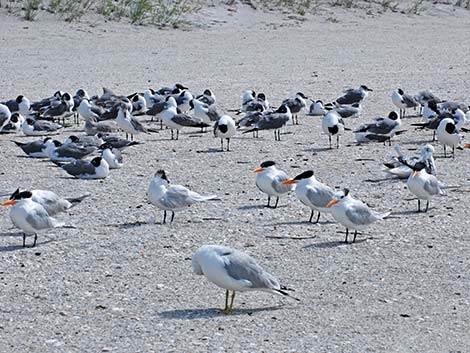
(242, 105), (291, 141)
(213, 115), (236, 151)
(308, 100), (327, 116)
(282, 92), (308, 125)
(196, 89), (216, 106)
(282, 170), (334, 223)
(391, 88), (419, 118)
(254, 161), (293, 208)
(161, 97), (208, 140)
(322, 110), (345, 148)
(116, 103), (148, 140)
(326, 189), (390, 243)
(192, 245), (299, 314)
(148, 170), (217, 224)
(1, 190), (64, 248)
(436, 118), (463, 158)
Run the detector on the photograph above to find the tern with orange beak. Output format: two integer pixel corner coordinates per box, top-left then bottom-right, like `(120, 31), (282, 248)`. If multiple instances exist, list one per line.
(326, 189), (390, 243)
(283, 170), (335, 223)
(254, 161), (293, 208)
(399, 158), (444, 212)
(1, 190), (64, 247)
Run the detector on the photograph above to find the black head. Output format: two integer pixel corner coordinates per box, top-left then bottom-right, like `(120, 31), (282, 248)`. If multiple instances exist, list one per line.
(293, 170), (314, 180)
(171, 88), (181, 95)
(397, 88), (404, 95)
(316, 100), (323, 104)
(361, 85), (373, 91)
(251, 90), (256, 97)
(52, 140), (62, 147)
(96, 132), (104, 139)
(428, 100), (438, 111)
(25, 117), (35, 125)
(277, 105), (288, 114)
(412, 161), (427, 172)
(343, 188), (350, 197)
(260, 161), (276, 168)
(388, 111), (399, 120)
(91, 157), (102, 167)
(296, 92), (308, 99)
(445, 121), (456, 134)
(203, 89), (212, 96)
(352, 103), (360, 108)
(155, 169), (170, 183)
(10, 189), (32, 200)
(54, 91), (62, 98)
(68, 135), (79, 143)
(132, 95), (140, 102)
(76, 89), (86, 97)
(189, 100), (194, 109)
(451, 108), (457, 114)
(99, 142), (112, 150)
(16, 95), (24, 103)
(175, 83), (188, 90)
(10, 113), (20, 123)
(63, 92), (71, 101)
(257, 93), (266, 101)
(43, 137), (52, 143)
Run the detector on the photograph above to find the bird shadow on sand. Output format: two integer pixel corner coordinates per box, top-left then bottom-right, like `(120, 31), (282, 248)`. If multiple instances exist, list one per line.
(303, 237), (370, 249)
(303, 147), (332, 153)
(391, 209), (424, 216)
(0, 232), (55, 252)
(268, 220), (335, 226)
(238, 204), (288, 210)
(106, 221), (150, 229)
(195, 148), (226, 154)
(159, 306), (283, 320)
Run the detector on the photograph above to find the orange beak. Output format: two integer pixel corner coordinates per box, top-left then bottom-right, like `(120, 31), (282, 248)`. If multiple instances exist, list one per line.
(326, 199), (339, 207)
(1, 199), (17, 206)
(254, 167), (265, 173)
(412, 171), (419, 177)
(464, 143), (470, 149)
(282, 179), (297, 185)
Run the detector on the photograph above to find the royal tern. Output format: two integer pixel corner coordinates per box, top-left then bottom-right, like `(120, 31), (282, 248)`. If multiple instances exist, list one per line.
(282, 170), (334, 223)
(1, 190), (64, 247)
(192, 245), (299, 314)
(383, 144), (436, 179)
(254, 161), (293, 208)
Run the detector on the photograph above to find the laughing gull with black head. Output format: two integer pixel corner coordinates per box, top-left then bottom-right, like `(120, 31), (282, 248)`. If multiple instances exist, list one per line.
(242, 105), (291, 141)
(282, 92), (308, 125)
(336, 85), (372, 105)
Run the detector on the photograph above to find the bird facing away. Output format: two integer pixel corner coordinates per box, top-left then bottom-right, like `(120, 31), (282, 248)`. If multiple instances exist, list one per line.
(192, 244), (299, 314)
(213, 115), (236, 151)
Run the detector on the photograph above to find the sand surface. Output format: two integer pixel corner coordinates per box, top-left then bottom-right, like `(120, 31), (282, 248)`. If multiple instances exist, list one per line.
(1, 4), (470, 352)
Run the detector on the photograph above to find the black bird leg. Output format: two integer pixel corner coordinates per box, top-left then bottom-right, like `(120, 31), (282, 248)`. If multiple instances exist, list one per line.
(425, 201), (429, 213)
(267, 196), (271, 207)
(22, 233), (26, 248)
(162, 210), (167, 224)
(336, 134), (340, 149)
(328, 135), (332, 149)
(170, 211), (175, 223)
(273, 197), (279, 209)
(220, 138), (224, 151)
(344, 228), (349, 243)
(315, 212), (321, 223)
(353, 230), (357, 243)
(417, 199), (421, 212)
(32, 234), (37, 247)
(308, 210), (314, 223)
(227, 138), (230, 151)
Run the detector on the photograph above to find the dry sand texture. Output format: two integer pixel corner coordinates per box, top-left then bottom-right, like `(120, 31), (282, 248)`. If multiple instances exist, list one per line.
(1, 4), (470, 352)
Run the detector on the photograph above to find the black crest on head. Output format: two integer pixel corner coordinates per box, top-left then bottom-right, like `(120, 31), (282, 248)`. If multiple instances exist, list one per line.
(296, 92), (307, 99)
(11, 189), (32, 200)
(68, 135), (79, 143)
(397, 88), (404, 95)
(293, 170), (314, 180)
(203, 89), (212, 96)
(63, 93), (71, 101)
(155, 169), (169, 182)
(260, 161), (275, 168)
(343, 188), (350, 196)
(413, 162), (427, 171)
(257, 93), (266, 100)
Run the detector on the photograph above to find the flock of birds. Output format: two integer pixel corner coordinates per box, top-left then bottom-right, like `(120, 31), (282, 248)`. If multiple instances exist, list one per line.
(1, 83), (470, 313)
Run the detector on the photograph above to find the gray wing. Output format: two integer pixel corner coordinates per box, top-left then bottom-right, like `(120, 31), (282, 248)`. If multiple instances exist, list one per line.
(56, 144), (95, 159)
(146, 101), (166, 116)
(207, 106), (220, 121)
(345, 204), (377, 225)
(42, 102), (67, 117)
(161, 185), (191, 208)
(306, 185), (334, 208)
(237, 112), (262, 128)
(130, 117), (148, 132)
(271, 172), (292, 194)
(257, 114), (288, 130)
(402, 94), (418, 108)
(171, 114), (204, 127)
(34, 120), (62, 132)
(62, 160), (96, 176)
(368, 119), (396, 134)
(336, 90), (361, 105)
(25, 206), (55, 230)
(15, 140), (44, 154)
(223, 250), (279, 290)
(423, 177), (442, 196)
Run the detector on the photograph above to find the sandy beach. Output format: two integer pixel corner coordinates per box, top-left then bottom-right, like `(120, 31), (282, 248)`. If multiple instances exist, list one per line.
(1, 3), (470, 352)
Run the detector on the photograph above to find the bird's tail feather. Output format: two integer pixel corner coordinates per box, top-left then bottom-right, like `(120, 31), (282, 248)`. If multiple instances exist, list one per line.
(66, 194), (90, 207)
(242, 128), (258, 134)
